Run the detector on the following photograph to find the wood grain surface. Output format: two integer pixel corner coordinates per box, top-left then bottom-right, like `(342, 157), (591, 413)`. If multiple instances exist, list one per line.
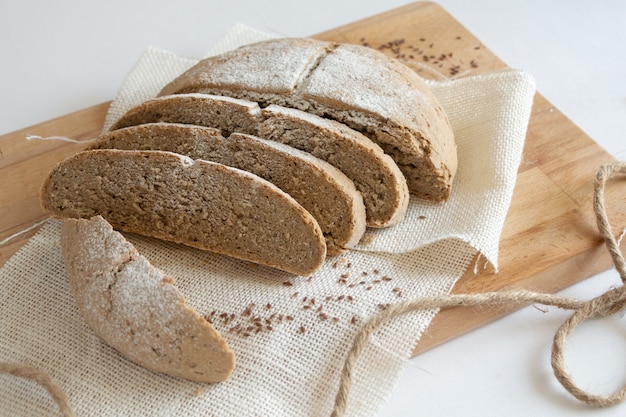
(1, 1), (624, 355)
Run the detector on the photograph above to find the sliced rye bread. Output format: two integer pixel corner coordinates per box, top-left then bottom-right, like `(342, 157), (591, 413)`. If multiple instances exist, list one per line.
(157, 37), (457, 202)
(89, 123), (366, 254)
(42, 149), (326, 276)
(61, 215), (235, 383)
(108, 94), (408, 228)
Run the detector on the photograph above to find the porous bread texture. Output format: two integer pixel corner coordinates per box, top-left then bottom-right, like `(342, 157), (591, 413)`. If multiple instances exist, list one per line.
(90, 122), (367, 255)
(108, 94), (408, 228)
(158, 37), (457, 202)
(42, 149), (326, 276)
(61, 215), (235, 383)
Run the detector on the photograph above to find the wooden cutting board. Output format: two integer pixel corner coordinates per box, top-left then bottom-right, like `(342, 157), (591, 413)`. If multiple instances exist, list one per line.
(1, 1), (624, 356)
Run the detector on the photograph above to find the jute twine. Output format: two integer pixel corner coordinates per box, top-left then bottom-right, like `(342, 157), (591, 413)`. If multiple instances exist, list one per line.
(0, 362), (75, 417)
(1, 163), (625, 416)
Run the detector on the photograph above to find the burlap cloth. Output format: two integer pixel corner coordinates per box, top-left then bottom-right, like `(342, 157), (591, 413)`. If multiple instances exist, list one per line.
(0, 25), (535, 417)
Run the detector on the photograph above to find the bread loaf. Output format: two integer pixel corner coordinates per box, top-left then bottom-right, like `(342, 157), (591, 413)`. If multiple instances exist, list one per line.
(61, 215), (235, 383)
(158, 38), (457, 201)
(108, 93), (408, 227)
(42, 149), (326, 276)
(89, 122), (366, 255)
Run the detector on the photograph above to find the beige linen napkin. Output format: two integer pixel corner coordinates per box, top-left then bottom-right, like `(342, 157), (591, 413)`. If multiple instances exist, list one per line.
(0, 24), (535, 417)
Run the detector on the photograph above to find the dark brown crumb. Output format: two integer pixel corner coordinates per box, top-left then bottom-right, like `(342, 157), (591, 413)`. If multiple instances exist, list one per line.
(282, 281), (293, 287)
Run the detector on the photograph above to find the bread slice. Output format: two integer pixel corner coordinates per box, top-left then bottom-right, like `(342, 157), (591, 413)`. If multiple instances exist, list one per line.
(89, 123), (366, 254)
(107, 94), (408, 228)
(61, 215), (235, 383)
(158, 38), (457, 201)
(109, 93), (262, 135)
(42, 149), (326, 276)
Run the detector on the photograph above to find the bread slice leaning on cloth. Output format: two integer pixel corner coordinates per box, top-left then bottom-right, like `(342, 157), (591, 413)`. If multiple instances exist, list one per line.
(158, 37), (457, 202)
(41, 149), (326, 276)
(61, 215), (235, 383)
(89, 122), (367, 255)
(107, 93), (409, 228)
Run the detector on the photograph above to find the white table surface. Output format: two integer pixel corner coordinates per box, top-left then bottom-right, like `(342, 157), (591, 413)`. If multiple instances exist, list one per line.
(2, 1), (625, 416)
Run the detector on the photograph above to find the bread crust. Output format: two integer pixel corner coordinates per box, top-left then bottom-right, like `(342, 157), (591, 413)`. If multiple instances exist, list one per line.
(61, 216), (235, 383)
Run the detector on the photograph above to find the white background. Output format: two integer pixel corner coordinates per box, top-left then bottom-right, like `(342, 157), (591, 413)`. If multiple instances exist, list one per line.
(1, 1), (625, 416)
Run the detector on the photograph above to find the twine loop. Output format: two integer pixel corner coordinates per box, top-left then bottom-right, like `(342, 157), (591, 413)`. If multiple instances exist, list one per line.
(332, 162), (626, 417)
